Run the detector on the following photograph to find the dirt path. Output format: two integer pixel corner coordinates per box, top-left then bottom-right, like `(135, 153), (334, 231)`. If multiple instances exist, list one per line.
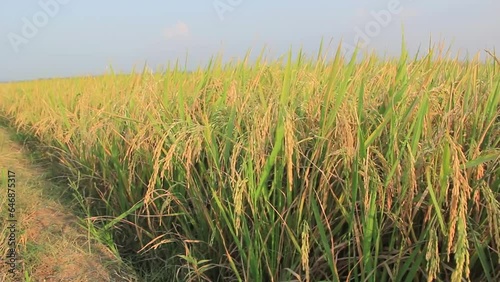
(0, 127), (138, 282)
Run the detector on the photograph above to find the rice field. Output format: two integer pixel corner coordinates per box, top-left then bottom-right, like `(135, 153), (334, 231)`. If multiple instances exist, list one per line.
(0, 43), (499, 281)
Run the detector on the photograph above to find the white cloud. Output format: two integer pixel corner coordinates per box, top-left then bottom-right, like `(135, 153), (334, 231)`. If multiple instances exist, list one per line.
(164, 21), (189, 40)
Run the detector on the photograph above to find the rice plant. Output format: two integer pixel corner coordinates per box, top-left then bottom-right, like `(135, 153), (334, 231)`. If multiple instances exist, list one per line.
(0, 42), (499, 281)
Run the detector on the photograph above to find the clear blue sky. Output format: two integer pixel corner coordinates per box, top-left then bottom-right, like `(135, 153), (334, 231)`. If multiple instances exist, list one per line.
(1, 0), (499, 81)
